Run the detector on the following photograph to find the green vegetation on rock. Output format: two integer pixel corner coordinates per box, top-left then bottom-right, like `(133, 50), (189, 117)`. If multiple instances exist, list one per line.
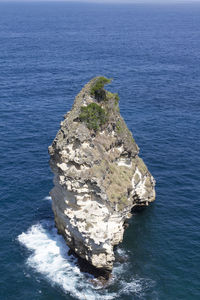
(90, 157), (136, 209)
(91, 77), (112, 101)
(106, 91), (120, 104)
(103, 161), (134, 208)
(106, 91), (114, 100)
(116, 120), (123, 132)
(114, 93), (119, 104)
(79, 103), (107, 131)
(91, 77), (111, 95)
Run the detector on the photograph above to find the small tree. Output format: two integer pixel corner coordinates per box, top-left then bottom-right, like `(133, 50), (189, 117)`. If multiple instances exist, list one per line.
(91, 77), (112, 101)
(79, 103), (107, 131)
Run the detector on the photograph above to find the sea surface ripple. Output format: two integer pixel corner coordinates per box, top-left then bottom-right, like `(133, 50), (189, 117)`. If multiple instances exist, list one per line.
(0, 2), (200, 300)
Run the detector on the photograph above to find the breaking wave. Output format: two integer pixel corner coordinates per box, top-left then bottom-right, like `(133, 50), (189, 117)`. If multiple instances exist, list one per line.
(18, 216), (155, 299)
(43, 196), (52, 201)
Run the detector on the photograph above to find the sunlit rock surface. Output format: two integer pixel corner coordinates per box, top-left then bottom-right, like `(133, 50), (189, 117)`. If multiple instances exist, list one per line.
(49, 77), (156, 272)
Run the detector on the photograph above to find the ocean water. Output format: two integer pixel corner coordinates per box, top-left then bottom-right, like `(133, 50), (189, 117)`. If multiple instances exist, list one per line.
(0, 2), (200, 299)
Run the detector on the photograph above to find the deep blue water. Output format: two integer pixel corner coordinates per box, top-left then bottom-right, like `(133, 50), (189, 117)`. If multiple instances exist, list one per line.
(0, 2), (200, 299)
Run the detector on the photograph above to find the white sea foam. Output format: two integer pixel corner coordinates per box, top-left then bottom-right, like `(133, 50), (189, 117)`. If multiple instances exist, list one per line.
(43, 196), (52, 201)
(18, 221), (116, 299)
(18, 220), (154, 299)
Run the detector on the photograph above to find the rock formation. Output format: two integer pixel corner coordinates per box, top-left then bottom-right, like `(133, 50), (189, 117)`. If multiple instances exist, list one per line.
(49, 77), (156, 273)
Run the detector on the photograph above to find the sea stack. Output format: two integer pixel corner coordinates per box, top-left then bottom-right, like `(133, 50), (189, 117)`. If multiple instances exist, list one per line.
(48, 77), (155, 273)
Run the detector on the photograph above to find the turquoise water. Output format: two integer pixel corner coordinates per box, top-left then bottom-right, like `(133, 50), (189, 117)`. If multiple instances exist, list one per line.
(0, 2), (200, 299)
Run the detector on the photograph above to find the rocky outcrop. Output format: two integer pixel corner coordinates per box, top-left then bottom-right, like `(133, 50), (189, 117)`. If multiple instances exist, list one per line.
(49, 77), (155, 272)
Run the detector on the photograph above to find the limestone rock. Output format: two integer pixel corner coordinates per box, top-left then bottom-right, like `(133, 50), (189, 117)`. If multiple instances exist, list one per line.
(49, 77), (156, 272)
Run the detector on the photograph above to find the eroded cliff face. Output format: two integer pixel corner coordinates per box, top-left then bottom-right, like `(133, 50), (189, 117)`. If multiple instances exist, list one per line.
(49, 77), (155, 272)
